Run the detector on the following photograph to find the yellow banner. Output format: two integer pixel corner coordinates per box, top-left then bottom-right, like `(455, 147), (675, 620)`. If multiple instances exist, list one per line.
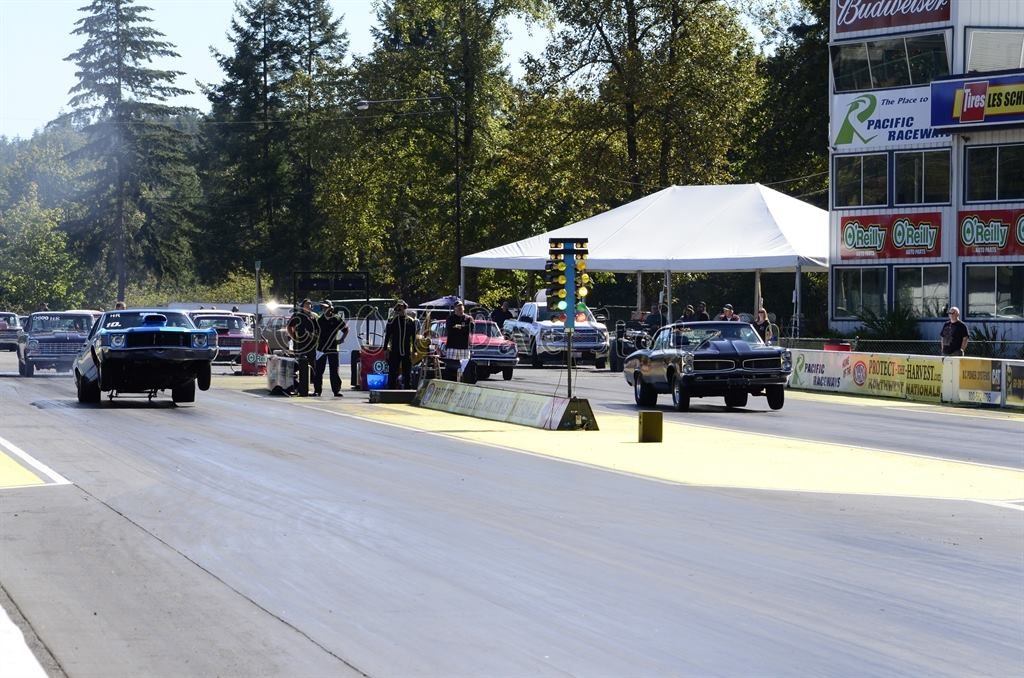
(904, 356), (942, 403)
(953, 84), (1024, 118)
(958, 358), (1000, 392)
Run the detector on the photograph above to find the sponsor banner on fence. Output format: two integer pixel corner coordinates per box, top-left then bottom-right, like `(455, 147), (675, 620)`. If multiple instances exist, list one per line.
(957, 358), (1002, 405)
(904, 356), (943, 402)
(849, 354), (908, 398)
(832, 88), (949, 150)
(835, 0), (950, 34)
(957, 209), (1024, 257)
(931, 72), (1024, 129)
(1006, 362), (1024, 409)
(840, 212), (942, 259)
(789, 350), (849, 392)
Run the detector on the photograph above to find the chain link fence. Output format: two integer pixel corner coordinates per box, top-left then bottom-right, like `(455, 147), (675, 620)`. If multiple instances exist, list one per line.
(779, 337), (1024, 359)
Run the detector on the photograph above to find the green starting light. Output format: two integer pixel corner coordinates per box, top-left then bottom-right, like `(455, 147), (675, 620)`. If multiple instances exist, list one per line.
(556, 299), (567, 311)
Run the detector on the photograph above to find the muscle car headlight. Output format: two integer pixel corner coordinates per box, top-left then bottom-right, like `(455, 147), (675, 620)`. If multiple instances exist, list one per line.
(192, 333), (209, 348)
(28, 339), (39, 353)
(682, 353), (694, 374)
(782, 349), (792, 370)
(110, 334), (126, 348)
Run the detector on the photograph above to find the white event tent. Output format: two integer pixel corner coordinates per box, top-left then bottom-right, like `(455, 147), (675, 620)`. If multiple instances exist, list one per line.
(460, 183), (829, 331)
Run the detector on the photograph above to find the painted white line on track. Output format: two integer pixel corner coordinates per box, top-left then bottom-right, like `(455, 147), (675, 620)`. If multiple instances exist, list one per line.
(969, 499), (1024, 512)
(0, 435), (71, 486)
(0, 603), (47, 678)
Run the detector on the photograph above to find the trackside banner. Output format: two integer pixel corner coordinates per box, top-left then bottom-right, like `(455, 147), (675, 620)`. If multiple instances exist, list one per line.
(790, 350), (1013, 408)
(931, 72), (1024, 129)
(1006, 362), (1024, 409)
(832, 88), (950, 150)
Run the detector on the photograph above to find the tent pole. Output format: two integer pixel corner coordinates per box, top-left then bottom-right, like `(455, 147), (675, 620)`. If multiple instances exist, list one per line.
(754, 270), (762, 317)
(794, 263), (802, 338)
(636, 273), (642, 314)
(664, 271), (672, 323)
(459, 267), (465, 300)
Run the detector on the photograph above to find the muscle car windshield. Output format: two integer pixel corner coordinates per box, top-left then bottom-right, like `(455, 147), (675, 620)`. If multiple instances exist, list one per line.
(29, 314), (95, 332)
(102, 311), (193, 330)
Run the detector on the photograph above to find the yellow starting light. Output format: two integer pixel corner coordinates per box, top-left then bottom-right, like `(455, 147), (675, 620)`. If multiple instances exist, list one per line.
(578, 286), (588, 298)
(556, 288), (567, 299)
(557, 274), (567, 285)
(578, 272), (590, 285)
(575, 258), (586, 270)
(556, 260), (566, 271)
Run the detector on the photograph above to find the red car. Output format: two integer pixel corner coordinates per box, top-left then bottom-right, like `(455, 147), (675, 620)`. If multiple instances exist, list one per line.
(187, 311), (253, 364)
(428, 319), (519, 381)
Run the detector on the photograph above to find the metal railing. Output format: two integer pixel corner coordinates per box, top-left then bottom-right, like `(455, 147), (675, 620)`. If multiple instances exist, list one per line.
(779, 337), (1024, 359)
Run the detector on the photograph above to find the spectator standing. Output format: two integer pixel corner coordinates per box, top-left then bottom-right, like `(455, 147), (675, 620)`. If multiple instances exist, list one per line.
(287, 299), (319, 396)
(682, 304), (695, 321)
(445, 301), (473, 368)
(314, 303), (349, 397)
(490, 301), (513, 329)
(114, 301), (127, 310)
(384, 301), (417, 389)
(940, 307), (969, 356)
(717, 303), (740, 321)
(694, 302), (711, 321)
(753, 308), (773, 342)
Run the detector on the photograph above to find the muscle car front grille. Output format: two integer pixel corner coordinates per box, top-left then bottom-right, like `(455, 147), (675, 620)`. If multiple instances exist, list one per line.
(693, 359), (735, 371)
(218, 337), (242, 348)
(125, 332), (189, 348)
(743, 357), (782, 370)
(35, 342), (82, 355)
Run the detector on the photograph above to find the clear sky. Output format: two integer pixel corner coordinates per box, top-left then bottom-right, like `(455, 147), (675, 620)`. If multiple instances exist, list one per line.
(0, 0), (548, 140)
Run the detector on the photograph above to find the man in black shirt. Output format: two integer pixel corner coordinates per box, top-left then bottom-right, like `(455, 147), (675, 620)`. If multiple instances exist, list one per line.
(490, 301), (513, 329)
(314, 303), (349, 396)
(694, 301), (711, 321)
(287, 299), (318, 396)
(384, 301), (417, 389)
(940, 306), (969, 356)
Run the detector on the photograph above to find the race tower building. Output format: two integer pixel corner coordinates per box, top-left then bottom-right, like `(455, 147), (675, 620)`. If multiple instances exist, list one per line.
(828, 0), (1023, 341)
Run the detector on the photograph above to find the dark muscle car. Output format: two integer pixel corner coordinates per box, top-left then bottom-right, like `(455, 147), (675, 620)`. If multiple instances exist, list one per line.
(73, 309), (217, 404)
(624, 321), (792, 411)
(17, 310), (100, 376)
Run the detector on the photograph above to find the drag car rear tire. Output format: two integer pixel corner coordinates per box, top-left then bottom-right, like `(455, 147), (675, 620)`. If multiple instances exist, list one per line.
(172, 379), (196, 404)
(634, 372), (657, 407)
(766, 384), (785, 410)
(77, 374), (101, 404)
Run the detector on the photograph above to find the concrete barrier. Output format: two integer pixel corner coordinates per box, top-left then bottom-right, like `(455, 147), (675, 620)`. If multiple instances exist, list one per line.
(414, 379), (598, 430)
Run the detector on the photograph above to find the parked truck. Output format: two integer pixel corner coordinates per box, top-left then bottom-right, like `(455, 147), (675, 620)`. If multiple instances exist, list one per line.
(503, 300), (610, 369)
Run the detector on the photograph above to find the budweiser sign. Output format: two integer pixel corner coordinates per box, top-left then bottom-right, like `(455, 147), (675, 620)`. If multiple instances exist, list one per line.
(836, 0), (950, 34)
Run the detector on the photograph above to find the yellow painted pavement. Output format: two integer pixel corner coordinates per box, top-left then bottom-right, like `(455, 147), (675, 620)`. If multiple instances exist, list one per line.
(0, 448), (44, 489)
(349, 403), (1024, 502)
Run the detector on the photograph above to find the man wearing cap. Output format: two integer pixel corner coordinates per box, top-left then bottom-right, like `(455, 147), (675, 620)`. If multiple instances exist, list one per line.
(287, 299), (319, 396)
(717, 303), (740, 321)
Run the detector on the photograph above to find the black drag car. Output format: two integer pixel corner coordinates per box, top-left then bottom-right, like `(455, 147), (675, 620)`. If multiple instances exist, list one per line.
(73, 309), (217, 404)
(17, 310), (100, 376)
(624, 321), (792, 411)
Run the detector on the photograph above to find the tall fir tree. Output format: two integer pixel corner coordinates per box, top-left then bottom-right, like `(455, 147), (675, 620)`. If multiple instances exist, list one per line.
(63, 0), (199, 301)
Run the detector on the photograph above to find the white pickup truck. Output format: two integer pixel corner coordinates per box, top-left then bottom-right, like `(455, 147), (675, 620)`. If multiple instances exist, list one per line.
(503, 301), (610, 368)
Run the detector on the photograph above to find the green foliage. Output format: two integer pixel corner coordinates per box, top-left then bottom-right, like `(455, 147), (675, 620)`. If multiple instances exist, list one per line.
(63, 0), (199, 301)
(0, 185), (85, 312)
(124, 269), (275, 309)
(967, 322), (1019, 358)
(854, 305), (921, 340)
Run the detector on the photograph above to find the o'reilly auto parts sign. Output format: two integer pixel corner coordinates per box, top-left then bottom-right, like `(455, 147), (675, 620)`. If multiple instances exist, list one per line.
(832, 87), (949, 150)
(835, 0), (950, 34)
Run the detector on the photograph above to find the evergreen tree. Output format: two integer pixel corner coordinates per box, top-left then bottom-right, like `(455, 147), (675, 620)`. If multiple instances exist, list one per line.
(63, 0), (199, 301)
